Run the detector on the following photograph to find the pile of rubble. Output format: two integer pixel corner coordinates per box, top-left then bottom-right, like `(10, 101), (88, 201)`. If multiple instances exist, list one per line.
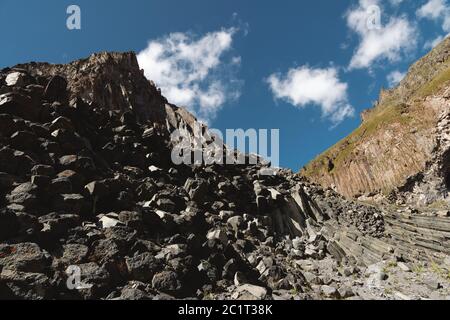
(0, 53), (448, 300)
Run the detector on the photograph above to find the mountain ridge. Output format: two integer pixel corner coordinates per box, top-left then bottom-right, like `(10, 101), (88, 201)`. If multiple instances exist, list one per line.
(301, 36), (450, 206)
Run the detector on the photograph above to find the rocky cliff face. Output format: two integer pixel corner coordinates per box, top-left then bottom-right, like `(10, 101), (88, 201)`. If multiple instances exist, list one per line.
(301, 37), (450, 207)
(0, 52), (448, 300)
(10, 52), (168, 124)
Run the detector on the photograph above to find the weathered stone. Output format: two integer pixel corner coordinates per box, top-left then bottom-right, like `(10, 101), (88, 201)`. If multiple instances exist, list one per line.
(126, 252), (160, 282)
(0, 208), (19, 241)
(0, 93), (39, 121)
(233, 284), (267, 300)
(398, 262), (411, 272)
(74, 262), (111, 297)
(321, 285), (340, 298)
(39, 213), (80, 239)
(43, 75), (67, 102)
(0, 243), (48, 273)
(206, 229), (228, 246)
(118, 211), (143, 229)
(10, 131), (39, 151)
(99, 215), (122, 229)
(31, 165), (55, 177)
(338, 286), (355, 299)
(234, 271), (247, 286)
(156, 198), (176, 213)
(89, 239), (121, 265)
(423, 278), (442, 290)
(6, 182), (38, 207)
(53, 194), (86, 215)
(54, 244), (89, 266)
(0, 114), (19, 137)
(49, 116), (74, 132)
(5, 72), (27, 87)
(152, 271), (180, 293)
(227, 216), (244, 232)
(184, 178), (208, 202)
(49, 177), (72, 194)
(0, 269), (53, 300)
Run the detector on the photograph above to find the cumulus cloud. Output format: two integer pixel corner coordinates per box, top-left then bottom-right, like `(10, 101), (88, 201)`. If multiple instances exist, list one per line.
(346, 0), (417, 70)
(417, 0), (450, 32)
(387, 70), (406, 87)
(417, 0), (447, 19)
(137, 28), (242, 123)
(389, 0), (404, 6)
(266, 66), (355, 125)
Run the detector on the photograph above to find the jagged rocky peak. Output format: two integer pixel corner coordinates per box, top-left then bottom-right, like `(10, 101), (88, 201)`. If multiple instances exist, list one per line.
(2, 52), (168, 124)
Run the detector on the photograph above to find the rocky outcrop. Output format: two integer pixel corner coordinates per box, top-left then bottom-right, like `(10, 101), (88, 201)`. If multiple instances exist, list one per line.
(301, 37), (450, 206)
(0, 52), (449, 300)
(9, 52), (168, 124)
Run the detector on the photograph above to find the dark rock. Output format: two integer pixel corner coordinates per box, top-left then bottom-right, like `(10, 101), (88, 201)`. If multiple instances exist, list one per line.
(31, 175), (51, 188)
(39, 213), (80, 242)
(72, 262), (111, 299)
(53, 243), (89, 267)
(52, 193), (87, 215)
(152, 271), (181, 294)
(118, 211), (143, 230)
(0, 269), (53, 299)
(49, 177), (73, 194)
(0, 208), (19, 240)
(6, 182), (39, 207)
(0, 147), (35, 175)
(43, 76), (67, 103)
(31, 165), (55, 177)
(125, 252), (160, 282)
(10, 131), (39, 151)
(184, 178), (208, 202)
(89, 239), (122, 265)
(0, 93), (40, 121)
(0, 114), (19, 137)
(0, 243), (48, 273)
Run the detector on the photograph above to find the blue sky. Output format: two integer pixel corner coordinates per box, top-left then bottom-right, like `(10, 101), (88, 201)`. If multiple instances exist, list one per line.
(0, 0), (449, 170)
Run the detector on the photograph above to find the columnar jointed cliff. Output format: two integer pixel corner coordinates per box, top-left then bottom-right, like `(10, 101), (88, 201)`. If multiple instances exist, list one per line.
(302, 37), (450, 206)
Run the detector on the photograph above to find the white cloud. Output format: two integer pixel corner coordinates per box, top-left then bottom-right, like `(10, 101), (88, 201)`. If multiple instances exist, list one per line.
(346, 0), (417, 70)
(417, 0), (450, 32)
(137, 28), (242, 123)
(266, 66), (355, 125)
(389, 0), (404, 6)
(417, 0), (447, 19)
(387, 70), (406, 87)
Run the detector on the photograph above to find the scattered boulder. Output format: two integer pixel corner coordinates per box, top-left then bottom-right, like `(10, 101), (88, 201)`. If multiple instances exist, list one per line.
(0, 208), (19, 240)
(152, 271), (181, 294)
(126, 252), (160, 282)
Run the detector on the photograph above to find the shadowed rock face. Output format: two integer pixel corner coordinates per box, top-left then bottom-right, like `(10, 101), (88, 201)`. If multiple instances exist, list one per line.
(302, 37), (450, 206)
(11, 52), (168, 124)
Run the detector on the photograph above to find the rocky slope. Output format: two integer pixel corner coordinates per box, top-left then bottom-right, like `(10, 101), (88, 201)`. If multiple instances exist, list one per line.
(301, 37), (450, 207)
(0, 52), (449, 300)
